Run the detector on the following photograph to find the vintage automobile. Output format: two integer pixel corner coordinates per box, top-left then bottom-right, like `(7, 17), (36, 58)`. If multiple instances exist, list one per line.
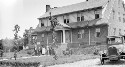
(100, 35), (125, 65)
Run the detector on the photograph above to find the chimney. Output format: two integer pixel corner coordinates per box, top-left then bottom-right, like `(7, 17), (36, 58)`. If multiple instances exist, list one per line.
(46, 5), (51, 12)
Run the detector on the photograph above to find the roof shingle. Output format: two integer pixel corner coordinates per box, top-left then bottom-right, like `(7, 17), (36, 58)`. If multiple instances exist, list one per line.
(39, 0), (108, 19)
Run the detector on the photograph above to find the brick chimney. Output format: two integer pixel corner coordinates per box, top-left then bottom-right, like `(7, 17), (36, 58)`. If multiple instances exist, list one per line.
(46, 5), (51, 12)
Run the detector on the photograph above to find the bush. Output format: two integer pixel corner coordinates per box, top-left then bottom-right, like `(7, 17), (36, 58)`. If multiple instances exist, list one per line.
(93, 49), (99, 55)
(26, 49), (34, 55)
(0, 61), (40, 67)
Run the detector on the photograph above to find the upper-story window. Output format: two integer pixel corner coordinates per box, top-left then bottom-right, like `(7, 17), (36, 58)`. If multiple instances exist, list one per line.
(39, 19), (44, 27)
(95, 10), (100, 19)
(63, 15), (69, 23)
(77, 13), (84, 22)
(95, 14), (99, 19)
(41, 23), (44, 27)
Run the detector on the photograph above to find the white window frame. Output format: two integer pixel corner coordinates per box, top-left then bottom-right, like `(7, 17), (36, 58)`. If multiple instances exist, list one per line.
(95, 10), (100, 19)
(77, 12), (84, 22)
(63, 15), (69, 23)
(78, 29), (84, 39)
(95, 28), (101, 37)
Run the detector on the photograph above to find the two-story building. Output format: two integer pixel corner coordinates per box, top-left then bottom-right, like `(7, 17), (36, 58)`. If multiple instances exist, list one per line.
(33, 0), (125, 48)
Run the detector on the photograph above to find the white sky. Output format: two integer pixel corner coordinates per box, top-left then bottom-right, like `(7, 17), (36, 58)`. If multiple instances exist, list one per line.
(0, 0), (125, 39)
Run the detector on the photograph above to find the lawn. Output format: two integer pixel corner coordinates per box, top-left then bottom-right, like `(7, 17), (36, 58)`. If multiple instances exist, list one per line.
(1, 45), (106, 67)
(2, 54), (99, 67)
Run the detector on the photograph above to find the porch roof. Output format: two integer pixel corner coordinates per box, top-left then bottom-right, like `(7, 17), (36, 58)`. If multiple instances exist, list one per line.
(33, 25), (52, 33)
(66, 18), (105, 28)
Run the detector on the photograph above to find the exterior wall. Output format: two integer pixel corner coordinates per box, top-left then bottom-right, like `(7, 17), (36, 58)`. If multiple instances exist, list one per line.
(36, 31), (62, 46)
(108, 0), (125, 36)
(71, 25), (108, 45)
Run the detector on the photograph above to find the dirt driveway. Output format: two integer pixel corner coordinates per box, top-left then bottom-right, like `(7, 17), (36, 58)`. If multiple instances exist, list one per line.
(48, 58), (125, 67)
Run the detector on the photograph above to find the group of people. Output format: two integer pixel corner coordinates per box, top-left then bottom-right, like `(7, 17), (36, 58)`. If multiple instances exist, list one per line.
(34, 45), (56, 56)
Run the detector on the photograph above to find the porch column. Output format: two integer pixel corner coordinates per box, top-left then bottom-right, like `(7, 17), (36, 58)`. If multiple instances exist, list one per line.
(88, 28), (91, 45)
(63, 30), (66, 43)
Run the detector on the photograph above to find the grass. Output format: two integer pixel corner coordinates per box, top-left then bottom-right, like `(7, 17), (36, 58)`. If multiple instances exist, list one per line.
(1, 45), (107, 67)
(2, 54), (99, 67)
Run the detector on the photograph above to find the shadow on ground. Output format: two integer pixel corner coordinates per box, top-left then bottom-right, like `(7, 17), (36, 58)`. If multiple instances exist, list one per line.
(97, 59), (125, 66)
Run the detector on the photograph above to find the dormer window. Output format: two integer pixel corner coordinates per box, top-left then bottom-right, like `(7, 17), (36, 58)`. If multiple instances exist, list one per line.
(41, 23), (44, 27)
(95, 14), (99, 19)
(77, 13), (84, 22)
(81, 16), (84, 21)
(95, 10), (100, 19)
(64, 15), (69, 23)
(77, 13), (81, 22)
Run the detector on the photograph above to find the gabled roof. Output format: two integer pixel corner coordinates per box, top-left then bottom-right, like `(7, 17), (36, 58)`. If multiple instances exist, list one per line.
(39, 0), (108, 19)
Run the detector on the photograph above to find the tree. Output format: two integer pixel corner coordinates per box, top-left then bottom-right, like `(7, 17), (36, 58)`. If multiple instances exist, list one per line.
(2, 38), (15, 52)
(13, 24), (20, 51)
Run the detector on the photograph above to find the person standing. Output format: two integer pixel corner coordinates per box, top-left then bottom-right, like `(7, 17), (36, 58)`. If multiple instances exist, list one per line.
(46, 45), (49, 55)
(38, 47), (41, 56)
(34, 44), (37, 55)
(42, 47), (46, 55)
(14, 50), (17, 60)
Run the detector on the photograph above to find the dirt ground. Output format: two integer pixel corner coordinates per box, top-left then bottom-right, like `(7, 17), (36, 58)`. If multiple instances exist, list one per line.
(47, 58), (125, 67)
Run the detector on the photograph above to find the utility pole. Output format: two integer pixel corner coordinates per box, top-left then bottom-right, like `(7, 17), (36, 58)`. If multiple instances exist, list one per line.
(49, 12), (58, 60)
(49, 12), (58, 46)
(13, 24), (20, 60)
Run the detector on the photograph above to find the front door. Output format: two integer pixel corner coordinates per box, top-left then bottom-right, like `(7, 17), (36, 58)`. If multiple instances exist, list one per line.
(65, 30), (71, 43)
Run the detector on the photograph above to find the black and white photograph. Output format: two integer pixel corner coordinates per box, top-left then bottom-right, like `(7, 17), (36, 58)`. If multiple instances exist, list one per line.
(1, 0), (125, 67)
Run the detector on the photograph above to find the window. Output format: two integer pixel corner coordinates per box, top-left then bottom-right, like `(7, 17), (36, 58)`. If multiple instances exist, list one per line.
(41, 23), (44, 27)
(78, 30), (84, 39)
(119, 29), (121, 35)
(77, 13), (84, 21)
(95, 10), (100, 19)
(95, 14), (99, 19)
(95, 28), (101, 37)
(77, 17), (80, 22)
(64, 15), (69, 23)
(77, 13), (81, 22)
(64, 19), (67, 23)
(113, 28), (116, 35)
(81, 16), (84, 21)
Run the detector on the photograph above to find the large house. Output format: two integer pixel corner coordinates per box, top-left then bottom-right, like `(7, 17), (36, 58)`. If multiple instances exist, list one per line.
(33, 0), (125, 48)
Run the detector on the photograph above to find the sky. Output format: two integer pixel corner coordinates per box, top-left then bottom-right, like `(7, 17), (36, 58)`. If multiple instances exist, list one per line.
(0, 0), (86, 39)
(0, 0), (125, 39)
